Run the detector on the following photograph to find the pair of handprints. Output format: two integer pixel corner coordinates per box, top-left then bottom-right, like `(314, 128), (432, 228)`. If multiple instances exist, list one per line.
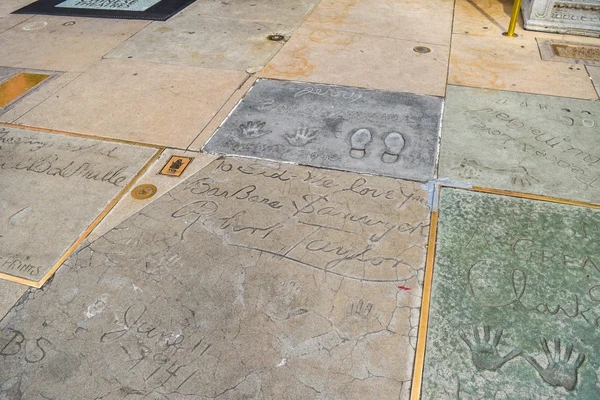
(460, 326), (585, 391)
(239, 121), (317, 146)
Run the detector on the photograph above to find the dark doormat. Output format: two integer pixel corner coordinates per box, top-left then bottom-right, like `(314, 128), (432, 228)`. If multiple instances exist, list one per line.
(12, 0), (197, 21)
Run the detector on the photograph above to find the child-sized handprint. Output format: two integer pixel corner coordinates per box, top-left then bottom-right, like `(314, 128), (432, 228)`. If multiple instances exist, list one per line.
(284, 127), (318, 146)
(526, 338), (585, 391)
(460, 326), (522, 371)
(239, 121), (272, 139)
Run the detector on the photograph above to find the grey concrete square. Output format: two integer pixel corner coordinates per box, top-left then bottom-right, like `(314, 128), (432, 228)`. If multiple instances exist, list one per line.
(0, 156), (430, 399)
(438, 85), (600, 204)
(204, 79), (443, 182)
(0, 125), (159, 283)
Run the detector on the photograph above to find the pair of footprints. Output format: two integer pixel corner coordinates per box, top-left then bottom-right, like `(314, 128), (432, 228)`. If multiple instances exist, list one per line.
(461, 327), (585, 391)
(350, 128), (405, 163)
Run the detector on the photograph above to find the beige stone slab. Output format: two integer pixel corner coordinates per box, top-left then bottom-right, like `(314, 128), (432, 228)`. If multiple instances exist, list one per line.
(0, 15), (29, 34)
(587, 65), (600, 97)
(261, 27), (449, 96)
(16, 59), (248, 148)
(188, 76), (257, 151)
(0, 156), (429, 399)
(0, 16), (148, 72)
(0, 280), (27, 321)
(0, 0), (33, 16)
(88, 150), (218, 241)
(0, 71), (81, 123)
(304, 0), (454, 46)
(449, 34), (598, 99)
(188, 0), (320, 26)
(106, 14), (293, 71)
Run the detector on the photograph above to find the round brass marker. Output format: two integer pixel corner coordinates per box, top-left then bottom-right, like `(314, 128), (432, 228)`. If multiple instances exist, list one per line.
(131, 184), (157, 200)
(413, 46), (431, 54)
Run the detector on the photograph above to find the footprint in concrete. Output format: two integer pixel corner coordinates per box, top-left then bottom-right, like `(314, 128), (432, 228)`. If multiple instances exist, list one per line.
(349, 128), (372, 159)
(381, 132), (405, 163)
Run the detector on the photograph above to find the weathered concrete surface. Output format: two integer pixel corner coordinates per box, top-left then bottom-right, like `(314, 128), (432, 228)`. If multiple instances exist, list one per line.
(0, 157), (430, 399)
(422, 188), (600, 398)
(438, 85), (600, 204)
(105, 0), (306, 71)
(0, 125), (158, 282)
(204, 79), (443, 182)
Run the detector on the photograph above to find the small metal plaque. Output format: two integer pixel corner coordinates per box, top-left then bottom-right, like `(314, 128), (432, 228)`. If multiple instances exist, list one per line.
(131, 184), (157, 199)
(538, 39), (600, 66)
(159, 156), (193, 177)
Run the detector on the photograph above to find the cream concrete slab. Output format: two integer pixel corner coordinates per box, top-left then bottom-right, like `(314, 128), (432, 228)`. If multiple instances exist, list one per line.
(0, 125), (159, 285)
(0, 16), (149, 72)
(106, 14), (292, 71)
(0, 15), (30, 34)
(449, 34), (598, 99)
(16, 59), (248, 148)
(0, 280), (27, 321)
(261, 27), (449, 96)
(438, 85), (600, 205)
(304, 0), (454, 46)
(0, 71), (80, 123)
(0, 0), (34, 16)
(0, 156), (429, 399)
(189, 0), (320, 27)
(587, 65), (600, 96)
(189, 76), (257, 151)
(88, 150), (218, 242)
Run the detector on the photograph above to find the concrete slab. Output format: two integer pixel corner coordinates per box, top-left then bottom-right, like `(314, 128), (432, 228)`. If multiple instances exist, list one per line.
(449, 34), (598, 99)
(204, 79), (443, 182)
(0, 280), (27, 321)
(421, 187), (600, 398)
(190, 0), (320, 27)
(189, 76), (258, 151)
(16, 59), (248, 148)
(438, 85), (600, 204)
(587, 65), (600, 97)
(106, 12), (292, 71)
(304, 0), (454, 46)
(260, 26), (450, 96)
(88, 150), (218, 242)
(0, 125), (159, 285)
(0, 15), (149, 72)
(0, 156), (430, 399)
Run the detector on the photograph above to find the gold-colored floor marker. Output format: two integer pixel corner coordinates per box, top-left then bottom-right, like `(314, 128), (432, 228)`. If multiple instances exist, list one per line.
(0, 73), (50, 108)
(160, 155), (193, 177)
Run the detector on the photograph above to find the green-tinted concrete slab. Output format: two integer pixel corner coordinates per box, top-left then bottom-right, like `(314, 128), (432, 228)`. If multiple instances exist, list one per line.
(439, 85), (600, 204)
(422, 187), (600, 398)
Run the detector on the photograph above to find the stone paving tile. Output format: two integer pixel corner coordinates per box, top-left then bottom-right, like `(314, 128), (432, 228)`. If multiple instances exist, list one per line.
(449, 34), (598, 100)
(16, 59), (248, 148)
(438, 85), (600, 204)
(204, 79), (443, 182)
(0, 125), (159, 284)
(587, 65), (600, 98)
(188, 76), (257, 151)
(0, 16), (149, 72)
(421, 187), (600, 398)
(304, 0), (454, 46)
(260, 26), (449, 96)
(88, 150), (218, 242)
(190, 0), (320, 27)
(0, 156), (430, 399)
(106, 12), (293, 71)
(0, 280), (27, 321)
